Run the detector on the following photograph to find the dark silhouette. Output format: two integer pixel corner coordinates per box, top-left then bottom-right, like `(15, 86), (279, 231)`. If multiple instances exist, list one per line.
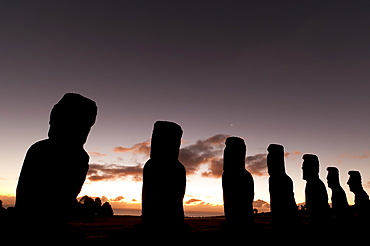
(0, 200), (5, 217)
(347, 170), (370, 223)
(100, 202), (114, 217)
(78, 195), (113, 218)
(302, 154), (331, 226)
(222, 137), (254, 229)
(15, 93), (97, 239)
(326, 167), (350, 223)
(79, 195), (99, 218)
(141, 121), (186, 231)
(267, 144), (299, 227)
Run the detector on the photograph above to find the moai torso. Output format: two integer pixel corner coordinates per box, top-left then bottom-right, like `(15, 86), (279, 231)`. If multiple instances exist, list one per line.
(347, 170), (370, 220)
(302, 154), (331, 225)
(326, 167), (349, 220)
(141, 121), (186, 228)
(222, 137), (254, 227)
(16, 93), (97, 218)
(267, 144), (298, 226)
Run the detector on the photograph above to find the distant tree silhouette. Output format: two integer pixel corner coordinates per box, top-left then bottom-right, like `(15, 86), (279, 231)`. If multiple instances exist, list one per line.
(100, 202), (114, 217)
(78, 195), (113, 218)
(302, 154), (331, 226)
(95, 197), (102, 207)
(222, 137), (254, 230)
(141, 121), (186, 232)
(79, 195), (98, 218)
(0, 200), (5, 216)
(267, 144), (299, 227)
(15, 93), (97, 240)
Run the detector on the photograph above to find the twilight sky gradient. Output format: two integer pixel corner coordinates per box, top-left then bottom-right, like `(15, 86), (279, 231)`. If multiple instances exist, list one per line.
(0, 1), (369, 214)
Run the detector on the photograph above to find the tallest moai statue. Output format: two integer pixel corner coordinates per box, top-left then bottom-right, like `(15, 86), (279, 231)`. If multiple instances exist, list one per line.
(267, 144), (299, 227)
(16, 93), (97, 238)
(141, 121), (186, 230)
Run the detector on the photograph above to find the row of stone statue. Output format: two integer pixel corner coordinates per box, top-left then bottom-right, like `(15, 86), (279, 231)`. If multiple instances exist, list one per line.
(142, 121), (370, 231)
(14, 93), (369, 237)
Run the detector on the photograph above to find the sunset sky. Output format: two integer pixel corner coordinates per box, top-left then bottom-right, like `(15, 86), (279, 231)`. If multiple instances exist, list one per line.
(1, 1), (369, 215)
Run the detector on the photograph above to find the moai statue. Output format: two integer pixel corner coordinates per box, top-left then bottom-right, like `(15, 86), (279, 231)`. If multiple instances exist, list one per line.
(141, 121), (186, 231)
(267, 144), (299, 227)
(302, 154), (331, 226)
(222, 137), (254, 229)
(16, 93), (97, 238)
(326, 167), (350, 222)
(347, 171), (370, 220)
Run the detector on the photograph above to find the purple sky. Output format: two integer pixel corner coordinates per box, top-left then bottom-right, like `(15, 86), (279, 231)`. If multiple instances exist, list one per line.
(0, 1), (369, 210)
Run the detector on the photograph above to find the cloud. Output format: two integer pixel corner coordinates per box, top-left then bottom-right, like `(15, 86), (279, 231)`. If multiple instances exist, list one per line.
(200, 158), (224, 178)
(284, 151), (303, 160)
(113, 140), (151, 156)
(253, 199), (270, 212)
(111, 196), (124, 202)
(246, 154), (267, 176)
(185, 198), (203, 205)
(179, 134), (229, 177)
(338, 151), (370, 160)
(89, 151), (108, 157)
(87, 163), (143, 182)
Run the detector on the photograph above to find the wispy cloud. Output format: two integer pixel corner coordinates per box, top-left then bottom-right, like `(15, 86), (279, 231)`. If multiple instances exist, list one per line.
(113, 140), (151, 156)
(338, 151), (370, 160)
(87, 163), (143, 182)
(284, 151), (303, 160)
(111, 196), (125, 202)
(179, 134), (229, 177)
(184, 198), (203, 205)
(89, 151), (108, 157)
(246, 154), (267, 176)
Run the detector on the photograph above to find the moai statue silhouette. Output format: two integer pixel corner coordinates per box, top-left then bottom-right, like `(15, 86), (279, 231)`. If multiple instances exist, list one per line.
(302, 154), (331, 226)
(222, 137), (254, 229)
(347, 171), (370, 222)
(326, 167), (350, 223)
(267, 144), (299, 227)
(15, 93), (97, 238)
(141, 121), (186, 231)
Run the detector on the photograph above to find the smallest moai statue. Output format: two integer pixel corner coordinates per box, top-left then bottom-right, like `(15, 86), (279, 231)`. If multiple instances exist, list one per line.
(267, 144), (299, 227)
(222, 137), (254, 230)
(302, 154), (331, 226)
(347, 170), (370, 222)
(326, 167), (350, 222)
(141, 121), (186, 231)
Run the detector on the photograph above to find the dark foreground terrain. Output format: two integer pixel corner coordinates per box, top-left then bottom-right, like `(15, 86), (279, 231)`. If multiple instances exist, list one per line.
(66, 215), (366, 243)
(68, 215), (275, 243)
(1, 214), (367, 243)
